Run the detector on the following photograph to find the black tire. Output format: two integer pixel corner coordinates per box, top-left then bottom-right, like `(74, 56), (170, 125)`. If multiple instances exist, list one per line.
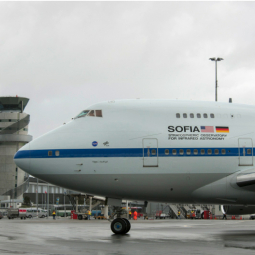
(111, 218), (127, 234)
(41, 215), (45, 218)
(78, 215), (83, 220)
(29, 215), (32, 219)
(122, 218), (131, 233)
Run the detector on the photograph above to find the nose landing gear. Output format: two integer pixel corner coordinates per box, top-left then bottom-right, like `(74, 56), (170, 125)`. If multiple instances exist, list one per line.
(111, 218), (131, 234)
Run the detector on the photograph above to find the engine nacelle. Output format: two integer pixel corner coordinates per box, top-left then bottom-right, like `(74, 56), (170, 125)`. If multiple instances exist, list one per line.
(222, 205), (255, 215)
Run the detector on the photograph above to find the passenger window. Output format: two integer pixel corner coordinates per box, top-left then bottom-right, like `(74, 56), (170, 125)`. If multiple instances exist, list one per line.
(214, 149), (219, 155)
(48, 151), (52, 156)
(221, 149), (226, 155)
(88, 110), (95, 117)
(197, 113), (201, 118)
(179, 149), (184, 155)
(55, 151), (60, 156)
(247, 149), (252, 154)
(207, 149), (212, 155)
(210, 114), (214, 118)
(201, 149), (205, 155)
(203, 113), (208, 118)
(96, 110), (103, 117)
(194, 149), (198, 155)
(151, 149), (156, 155)
(165, 149), (169, 155)
(176, 113), (180, 118)
(187, 149), (191, 155)
(183, 113), (187, 118)
(190, 113), (194, 118)
(172, 149), (177, 155)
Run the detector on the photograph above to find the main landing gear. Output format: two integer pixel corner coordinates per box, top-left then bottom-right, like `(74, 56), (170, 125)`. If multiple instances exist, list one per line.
(109, 206), (131, 234)
(111, 218), (131, 234)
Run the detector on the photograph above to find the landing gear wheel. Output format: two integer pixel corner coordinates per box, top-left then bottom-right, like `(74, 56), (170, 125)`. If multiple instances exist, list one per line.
(122, 218), (131, 233)
(111, 218), (127, 234)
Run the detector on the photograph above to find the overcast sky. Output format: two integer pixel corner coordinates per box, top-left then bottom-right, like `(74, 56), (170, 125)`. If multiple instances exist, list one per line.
(1, 1), (255, 139)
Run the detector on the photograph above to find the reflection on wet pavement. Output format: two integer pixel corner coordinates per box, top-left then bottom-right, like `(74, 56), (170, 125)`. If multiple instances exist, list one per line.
(0, 218), (254, 255)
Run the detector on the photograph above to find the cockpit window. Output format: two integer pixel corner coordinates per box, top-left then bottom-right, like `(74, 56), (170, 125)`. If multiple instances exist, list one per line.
(95, 110), (102, 117)
(88, 110), (95, 116)
(75, 109), (103, 119)
(75, 110), (90, 118)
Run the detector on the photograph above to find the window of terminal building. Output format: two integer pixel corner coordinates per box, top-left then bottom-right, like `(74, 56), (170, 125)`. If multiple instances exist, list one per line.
(190, 113), (194, 118)
(194, 149), (198, 155)
(176, 113), (180, 118)
(172, 149), (177, 155)
(48, 151), (52, 156)
(203, 113), (208, 118)
(197, 113), (201, 118)
(165, 149), (169, 155)
(183, 113), (187, 118)
(55, 151), (60, 156)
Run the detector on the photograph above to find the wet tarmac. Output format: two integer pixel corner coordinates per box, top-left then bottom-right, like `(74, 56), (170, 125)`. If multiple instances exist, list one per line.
(0, 217), (255, 255)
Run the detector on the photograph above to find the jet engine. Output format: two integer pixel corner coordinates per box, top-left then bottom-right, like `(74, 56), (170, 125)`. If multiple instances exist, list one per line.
(222, 205), (255, 215)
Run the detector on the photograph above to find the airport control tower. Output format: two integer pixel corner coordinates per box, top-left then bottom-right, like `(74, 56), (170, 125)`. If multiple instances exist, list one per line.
(0, 96), (32, 206)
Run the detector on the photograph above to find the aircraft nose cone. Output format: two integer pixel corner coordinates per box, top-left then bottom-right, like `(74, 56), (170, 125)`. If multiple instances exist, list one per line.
(14, 143), (30, 173)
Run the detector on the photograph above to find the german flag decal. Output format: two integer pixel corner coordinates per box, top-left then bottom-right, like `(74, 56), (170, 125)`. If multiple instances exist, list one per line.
(216, 126), (229, 133)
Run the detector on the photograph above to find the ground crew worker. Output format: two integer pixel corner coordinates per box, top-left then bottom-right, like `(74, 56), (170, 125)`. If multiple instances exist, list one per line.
(133, 210), (137, 220)
(222, 213), (227, 220)
(191, 210), (195, 219)
(178, 210), (181, 219)
(52, 210), (56, 220)
(129, 210), (132, 220)
(87, 210), (91, 220)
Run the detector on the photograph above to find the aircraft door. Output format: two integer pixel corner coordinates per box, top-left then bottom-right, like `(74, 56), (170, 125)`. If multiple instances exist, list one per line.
(238, 138), (253, 166)
(143, 138), (158, 167)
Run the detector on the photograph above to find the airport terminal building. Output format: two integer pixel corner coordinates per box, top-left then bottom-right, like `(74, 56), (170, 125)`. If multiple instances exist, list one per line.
(0, 96), (32, 206)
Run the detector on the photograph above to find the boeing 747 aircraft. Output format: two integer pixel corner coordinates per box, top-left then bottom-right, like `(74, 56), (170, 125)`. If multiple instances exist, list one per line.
(14, 99), (255, 234)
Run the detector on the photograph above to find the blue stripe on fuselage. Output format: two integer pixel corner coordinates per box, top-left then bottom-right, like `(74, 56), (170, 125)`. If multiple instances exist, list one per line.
(14, 147), (251, 159)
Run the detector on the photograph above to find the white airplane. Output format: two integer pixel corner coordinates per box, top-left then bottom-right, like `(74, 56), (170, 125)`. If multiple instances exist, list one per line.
(14, 99), (255, 234)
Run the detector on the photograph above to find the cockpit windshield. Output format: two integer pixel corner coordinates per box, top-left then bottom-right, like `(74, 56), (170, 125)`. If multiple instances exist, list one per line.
(75, 110), (103, 119)
(75, 110), (90, 118)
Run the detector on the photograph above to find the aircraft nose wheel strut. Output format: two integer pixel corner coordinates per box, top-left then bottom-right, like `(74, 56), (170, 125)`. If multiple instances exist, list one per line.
(111, 218), (131, 234)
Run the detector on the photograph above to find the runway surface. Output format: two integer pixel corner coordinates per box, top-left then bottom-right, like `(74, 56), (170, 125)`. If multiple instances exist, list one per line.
(0, 217), (255, 255)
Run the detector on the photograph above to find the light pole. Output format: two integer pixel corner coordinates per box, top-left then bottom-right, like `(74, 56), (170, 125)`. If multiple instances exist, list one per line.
(209, 57), (224, 101)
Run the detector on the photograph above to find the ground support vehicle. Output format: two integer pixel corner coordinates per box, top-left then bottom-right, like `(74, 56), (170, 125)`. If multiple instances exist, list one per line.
(76, 213), (88, 220)
(7, 209), (26, 219)
(0, 212), (3, 219)
(26, 208), (47, 218)
(249, 214), (255, 220)
(155, 211), (168, 219)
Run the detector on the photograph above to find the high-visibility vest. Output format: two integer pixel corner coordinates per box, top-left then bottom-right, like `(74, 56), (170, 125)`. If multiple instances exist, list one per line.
(88, 211), (91, 215)
(52, 211), (56, 215)
(178, 211), (180, 215)
(129, 211), (131, 215)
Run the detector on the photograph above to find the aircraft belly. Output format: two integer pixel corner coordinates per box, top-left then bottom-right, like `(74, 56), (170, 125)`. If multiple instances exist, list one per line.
(35, 173), (227, 203)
